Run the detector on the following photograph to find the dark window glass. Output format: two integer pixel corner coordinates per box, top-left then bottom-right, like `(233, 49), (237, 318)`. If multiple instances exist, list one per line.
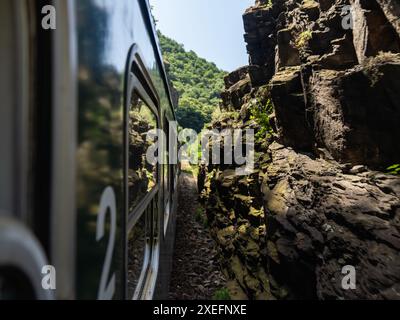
(127, 213), (147, 298)
(128, 92), (158, 213)
(163, 117), (169, 204)
(152, 195), (159, 241)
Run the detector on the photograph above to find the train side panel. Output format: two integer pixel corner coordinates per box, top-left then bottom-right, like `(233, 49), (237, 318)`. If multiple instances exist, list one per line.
(75, 0), (177, 299)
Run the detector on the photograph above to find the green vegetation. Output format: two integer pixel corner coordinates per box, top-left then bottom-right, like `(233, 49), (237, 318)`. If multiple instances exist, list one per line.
(212, 288), (231, 300)
(195, 207), (208, 227)
(259, 0), (273, 9)
(159, 32), (227, 132)
(387, 164), (400, 175)
(250, 98), (274, 141)
(211, 108), (239, 123)
(181, 162), (199, 178)
(295, 30), (312, 49)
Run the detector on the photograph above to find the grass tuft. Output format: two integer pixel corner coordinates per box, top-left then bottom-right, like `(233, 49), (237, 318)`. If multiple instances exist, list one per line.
(195, 207), (208, 227)
(212, 288), (231, 300)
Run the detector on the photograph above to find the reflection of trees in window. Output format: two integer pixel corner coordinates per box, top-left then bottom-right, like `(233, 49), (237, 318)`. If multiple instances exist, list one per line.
(127, 213), (146, 298)
(163, 117), (169, 204)
(128, 92), (157, 213)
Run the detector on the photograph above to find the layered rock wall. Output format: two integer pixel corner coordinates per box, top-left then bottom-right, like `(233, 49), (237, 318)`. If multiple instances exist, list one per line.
(201, 0), (400, 299)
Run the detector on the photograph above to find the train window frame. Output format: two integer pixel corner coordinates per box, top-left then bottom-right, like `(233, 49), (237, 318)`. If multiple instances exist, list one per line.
(125, 45), (161, 300)
(127, 89), (159, 225)
(163, 114), (171, 236)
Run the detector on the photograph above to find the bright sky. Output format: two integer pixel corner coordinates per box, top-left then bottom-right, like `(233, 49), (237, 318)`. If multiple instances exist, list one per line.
(150, 0), (255, 71)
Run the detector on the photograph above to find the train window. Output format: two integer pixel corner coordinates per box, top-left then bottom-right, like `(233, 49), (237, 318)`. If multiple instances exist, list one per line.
(128, 91), (158, 213)
(163, 116), (171, 235)
(127, 210), (147, 298)
(169, 122), (177, 195)
(127, 83), (161, 299)
(163, 116), (170, 203)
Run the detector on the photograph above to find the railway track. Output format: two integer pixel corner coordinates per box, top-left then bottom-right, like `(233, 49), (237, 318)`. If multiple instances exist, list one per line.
(168, 172), (226, 300)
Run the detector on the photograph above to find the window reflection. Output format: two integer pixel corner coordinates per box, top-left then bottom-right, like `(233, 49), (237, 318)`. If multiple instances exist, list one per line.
(128, 92), (157, 212)
(127, 213), (146, 298)
(163, 117), (169, 204)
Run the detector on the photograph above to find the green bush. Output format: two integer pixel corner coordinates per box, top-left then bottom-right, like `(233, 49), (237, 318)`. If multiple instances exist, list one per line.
(250, 98), (274, 141)
(195, 207), (208, 227)
(387, 164), (400, 175)
(259, 0), (273, 8)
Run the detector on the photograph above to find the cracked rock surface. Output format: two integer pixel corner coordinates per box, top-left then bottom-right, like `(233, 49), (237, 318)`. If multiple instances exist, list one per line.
(200, 0), (400, 300)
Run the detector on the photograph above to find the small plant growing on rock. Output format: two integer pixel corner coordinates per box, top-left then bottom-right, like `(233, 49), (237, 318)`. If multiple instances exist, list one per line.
(387, 164), (400, 175)
(211, 108), (239, 124)
(258, 0), (273, 9)
(212, 288), (231, 300)
(195, 207), (208, 227)
(295, 30), (312, 49)
(362, 52), (397, 87)
(250, 98), (274, 141)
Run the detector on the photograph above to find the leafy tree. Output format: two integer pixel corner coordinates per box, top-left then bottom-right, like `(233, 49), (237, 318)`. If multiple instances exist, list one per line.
(176, 97), (207, 133)
(158, 32), (226, 131)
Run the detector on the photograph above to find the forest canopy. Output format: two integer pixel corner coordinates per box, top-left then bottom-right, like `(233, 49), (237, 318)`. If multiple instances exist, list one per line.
(158, 32), (226, 132)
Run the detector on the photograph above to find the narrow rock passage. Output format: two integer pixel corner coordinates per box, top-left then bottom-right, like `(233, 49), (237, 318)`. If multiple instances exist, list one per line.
(168, 171), (226, 300)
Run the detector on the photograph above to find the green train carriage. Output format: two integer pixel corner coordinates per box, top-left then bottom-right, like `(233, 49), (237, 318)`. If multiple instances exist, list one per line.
(0, 0), (179, 300)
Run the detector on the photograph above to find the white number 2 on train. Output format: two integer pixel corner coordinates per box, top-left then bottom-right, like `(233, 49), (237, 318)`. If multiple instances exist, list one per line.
(96, 187), (117, 300)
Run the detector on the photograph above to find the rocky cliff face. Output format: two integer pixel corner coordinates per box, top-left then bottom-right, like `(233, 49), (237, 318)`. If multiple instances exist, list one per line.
(200, 0), (400, 299)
